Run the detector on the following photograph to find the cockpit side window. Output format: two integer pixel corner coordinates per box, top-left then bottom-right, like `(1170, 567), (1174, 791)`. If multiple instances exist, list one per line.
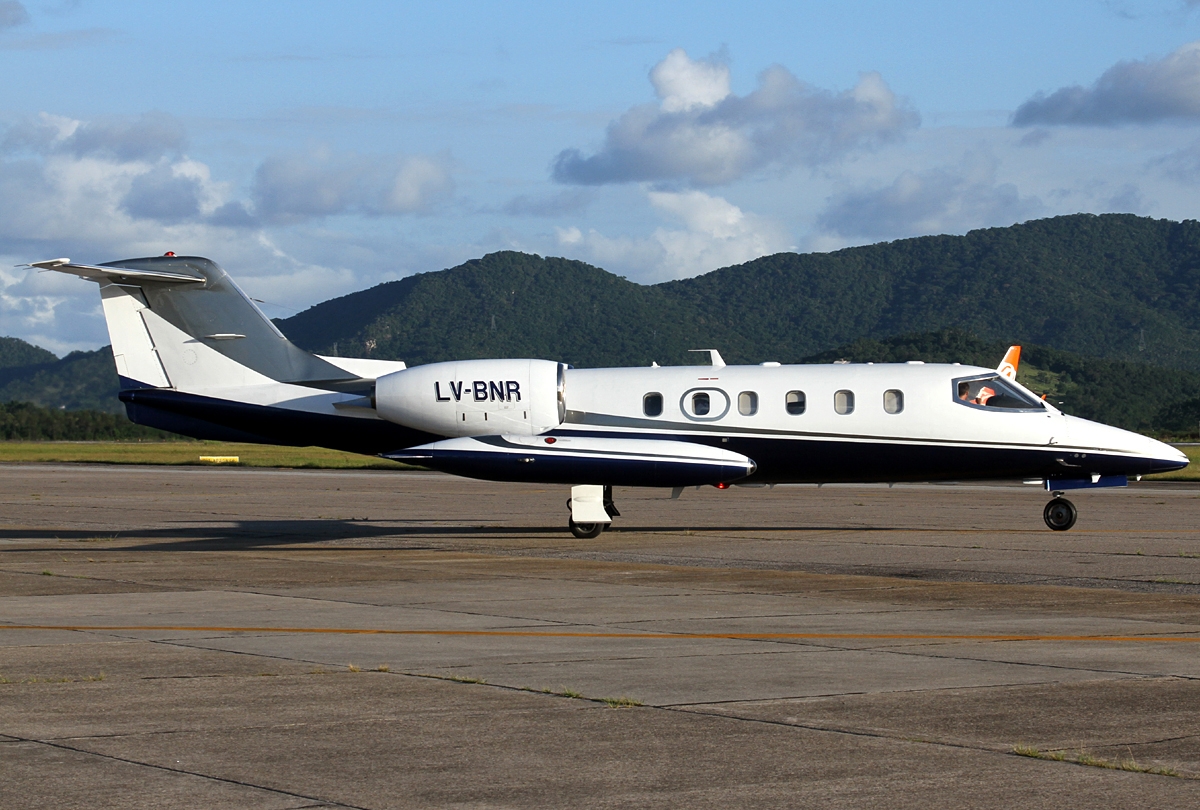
(952, 374), (1044, 411)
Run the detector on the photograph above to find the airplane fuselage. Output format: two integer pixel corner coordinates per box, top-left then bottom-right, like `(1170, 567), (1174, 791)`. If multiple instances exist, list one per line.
(32, 254), (1189, 533)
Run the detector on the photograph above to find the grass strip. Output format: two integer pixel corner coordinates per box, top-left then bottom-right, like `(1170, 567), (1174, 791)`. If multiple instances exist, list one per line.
(0, 441), (413, 469)
(1012, 745), (1182, 777)
(1147, 445), (1200, 480)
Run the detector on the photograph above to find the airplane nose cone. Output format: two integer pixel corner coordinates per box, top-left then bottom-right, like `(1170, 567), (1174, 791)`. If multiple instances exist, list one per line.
(1147, 441), (1189, 474)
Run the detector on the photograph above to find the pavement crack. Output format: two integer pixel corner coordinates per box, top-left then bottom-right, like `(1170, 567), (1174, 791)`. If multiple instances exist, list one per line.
(5, 734), (366, 808)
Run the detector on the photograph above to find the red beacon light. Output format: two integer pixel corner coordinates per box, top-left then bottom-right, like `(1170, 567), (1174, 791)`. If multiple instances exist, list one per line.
(163, 251), (176, 257)
(714, 482), (729, 490)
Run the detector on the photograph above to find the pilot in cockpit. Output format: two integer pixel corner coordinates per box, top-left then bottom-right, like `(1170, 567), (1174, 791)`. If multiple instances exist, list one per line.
(958, 380), (998, 406)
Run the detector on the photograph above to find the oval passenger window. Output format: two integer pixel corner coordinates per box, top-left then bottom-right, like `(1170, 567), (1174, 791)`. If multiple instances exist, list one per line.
(692, 392), (711, 416)
(884, 389), (904, 414)
(785, 390), (806, 415)
(835, 390), (855, 415)
(738, 391), (758, 416)
(644, 392), (663, 417)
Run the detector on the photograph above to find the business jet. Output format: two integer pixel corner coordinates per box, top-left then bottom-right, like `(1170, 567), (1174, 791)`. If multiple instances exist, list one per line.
(31, 254), (1188, 536)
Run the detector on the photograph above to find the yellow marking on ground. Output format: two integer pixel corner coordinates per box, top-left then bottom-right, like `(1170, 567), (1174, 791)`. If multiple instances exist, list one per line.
(2, 625), (1199, 643)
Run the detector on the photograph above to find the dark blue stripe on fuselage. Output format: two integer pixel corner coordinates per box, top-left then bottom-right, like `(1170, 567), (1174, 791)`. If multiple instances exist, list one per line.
(547, 428), (1161, 484)
(119, 388), (1169, 482)
(120, 388), (437, 454)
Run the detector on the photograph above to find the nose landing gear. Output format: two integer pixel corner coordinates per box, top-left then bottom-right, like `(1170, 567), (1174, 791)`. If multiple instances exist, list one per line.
(1043, 494), (1077, 531)
(568, 518), (604, 539)
(567, 484), (619, 539)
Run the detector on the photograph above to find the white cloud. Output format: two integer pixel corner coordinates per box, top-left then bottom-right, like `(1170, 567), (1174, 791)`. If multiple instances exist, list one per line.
(3, 111), (186, 161)
(650, 48), (731, 113)
(1013, 40), (1200, 126)
(817, 154), (1043, 241)
(555, 189), (793, 281)
(250, 148), (455, 222)
(552, 48), (918, 187)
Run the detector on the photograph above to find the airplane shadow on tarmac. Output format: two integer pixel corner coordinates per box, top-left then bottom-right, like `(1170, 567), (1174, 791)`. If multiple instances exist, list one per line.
(0, 520), (892, 552)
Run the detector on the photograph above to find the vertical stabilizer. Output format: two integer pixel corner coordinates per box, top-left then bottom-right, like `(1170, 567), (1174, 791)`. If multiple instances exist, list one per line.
(99, 283), (171, 389)
(997, 345), (1021, 380)
(30, 255), (364, 394)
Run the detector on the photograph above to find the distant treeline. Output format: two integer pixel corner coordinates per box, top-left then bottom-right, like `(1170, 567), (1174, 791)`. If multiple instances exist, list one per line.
(280, 214), (1200, 373)
(0, 401), (182, 441)
(802, 329), (1200, 436)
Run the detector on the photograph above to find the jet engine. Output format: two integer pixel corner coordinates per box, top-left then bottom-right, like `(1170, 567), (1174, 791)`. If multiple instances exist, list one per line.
(374, 359), (565, 437)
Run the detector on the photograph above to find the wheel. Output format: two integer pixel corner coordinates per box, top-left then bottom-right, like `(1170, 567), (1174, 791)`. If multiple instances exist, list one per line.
(1043, 497), (1077, 531)
(568, 519), (604, 539)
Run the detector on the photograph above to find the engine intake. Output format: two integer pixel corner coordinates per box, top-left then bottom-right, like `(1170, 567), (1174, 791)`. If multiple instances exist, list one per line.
(375, 359), (565, 437)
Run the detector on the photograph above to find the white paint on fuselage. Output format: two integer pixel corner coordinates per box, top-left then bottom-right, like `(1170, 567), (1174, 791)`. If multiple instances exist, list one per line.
(562, 362), (1182, 463)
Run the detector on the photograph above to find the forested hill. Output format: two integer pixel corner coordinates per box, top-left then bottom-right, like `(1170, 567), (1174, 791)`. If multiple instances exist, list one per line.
(0, 336), (57, 369)
(279, 214), (1200, 371)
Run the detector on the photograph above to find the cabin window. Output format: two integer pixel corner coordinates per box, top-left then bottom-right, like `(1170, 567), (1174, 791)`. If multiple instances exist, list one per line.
(738, 391), (758, 416)
(835, 390), (855, 415)
(692, 392), (711, 416)
(785, 390), (806, 415)
(884, 389), (904, 414)
(643, 392), (663, 417)
(953, 375), (1044, 411)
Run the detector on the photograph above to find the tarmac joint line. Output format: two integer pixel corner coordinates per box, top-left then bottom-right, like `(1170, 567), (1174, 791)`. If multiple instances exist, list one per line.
(3, 624), (1200, 642)
(3, 733), (369, 808)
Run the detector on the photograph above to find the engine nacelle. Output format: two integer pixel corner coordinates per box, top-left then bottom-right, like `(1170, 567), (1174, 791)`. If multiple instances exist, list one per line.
(375, 358), (565, 437)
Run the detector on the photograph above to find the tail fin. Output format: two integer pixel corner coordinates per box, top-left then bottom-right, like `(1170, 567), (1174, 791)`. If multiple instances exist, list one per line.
(997, 345), (1020, 380)
(31, 256), (363, 393)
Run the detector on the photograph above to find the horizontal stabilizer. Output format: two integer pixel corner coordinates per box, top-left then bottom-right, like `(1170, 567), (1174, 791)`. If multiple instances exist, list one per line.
(386, 435), (756, 487)
(31, 259), (205, 285)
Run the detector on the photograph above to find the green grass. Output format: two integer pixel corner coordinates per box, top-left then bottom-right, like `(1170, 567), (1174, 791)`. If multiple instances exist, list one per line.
(0, 441), (414, 469)
(1012, 745), (1181, 777)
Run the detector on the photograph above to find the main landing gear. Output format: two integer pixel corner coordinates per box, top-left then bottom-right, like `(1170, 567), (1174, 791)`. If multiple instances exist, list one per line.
(567, 484), (619, 539)
(1043, 493), (1078, 531)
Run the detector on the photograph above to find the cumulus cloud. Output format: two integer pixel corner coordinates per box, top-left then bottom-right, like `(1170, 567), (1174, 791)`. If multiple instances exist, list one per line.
(0, 113), (467, 350)
(555, 189), (793, 280)
(250, 148), (454, 222)
(0, 1), (29, 29)
(120, 162), (207, 223)
(552, 48), (918, 187)
(816, 155), (1042, 241)
(3, 111), (186, 161)
(0, 113), (255, 349)
(1013, 40), (1200, 126)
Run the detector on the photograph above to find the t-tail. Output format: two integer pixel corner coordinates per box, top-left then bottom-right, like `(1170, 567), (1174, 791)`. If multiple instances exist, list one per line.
(29, 255), (423, 452)
(31, 255), (372, 392)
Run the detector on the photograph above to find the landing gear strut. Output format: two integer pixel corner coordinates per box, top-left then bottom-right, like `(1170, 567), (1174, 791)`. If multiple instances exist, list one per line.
(567, 484), (618, 538)
(1043, 494), (1077, 531)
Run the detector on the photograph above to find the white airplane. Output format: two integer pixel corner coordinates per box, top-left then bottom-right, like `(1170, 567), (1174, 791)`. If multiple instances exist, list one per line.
(32, 254), (1188, 535)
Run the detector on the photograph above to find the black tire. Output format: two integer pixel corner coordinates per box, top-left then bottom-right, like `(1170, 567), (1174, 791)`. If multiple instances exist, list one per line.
(568, 519), (605, 539)
(1044, 498), (1078, 531)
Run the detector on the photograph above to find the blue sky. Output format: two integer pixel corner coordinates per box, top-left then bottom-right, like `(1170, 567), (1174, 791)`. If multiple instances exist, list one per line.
(4, 0), (1200, 353)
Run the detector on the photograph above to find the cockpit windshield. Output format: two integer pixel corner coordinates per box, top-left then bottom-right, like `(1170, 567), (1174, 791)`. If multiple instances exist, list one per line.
(953, 374), (1044, 411)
